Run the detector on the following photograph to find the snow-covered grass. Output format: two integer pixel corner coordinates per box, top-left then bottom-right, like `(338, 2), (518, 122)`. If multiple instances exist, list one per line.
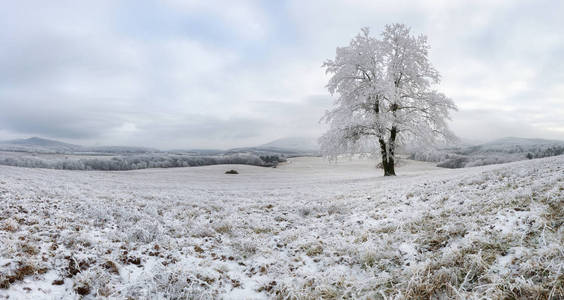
(0, 156), (562, 299)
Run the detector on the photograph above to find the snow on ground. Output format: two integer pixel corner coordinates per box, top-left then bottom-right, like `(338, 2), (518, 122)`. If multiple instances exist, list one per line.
(0, 156), (562, 299)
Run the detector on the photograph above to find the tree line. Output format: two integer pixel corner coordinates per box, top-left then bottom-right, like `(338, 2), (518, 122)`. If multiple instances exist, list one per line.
(0, 153), (287, 171)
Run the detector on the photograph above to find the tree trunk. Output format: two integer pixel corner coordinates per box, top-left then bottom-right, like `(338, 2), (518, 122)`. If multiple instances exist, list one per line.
(378, 138), (396, 176)
(374, 97), (397, 176)
(378, 125), (398, 176)
(382, 155), (396, 176)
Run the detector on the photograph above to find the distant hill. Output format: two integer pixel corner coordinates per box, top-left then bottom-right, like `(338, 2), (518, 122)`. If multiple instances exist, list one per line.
(259, 137), (319, 152)
(410, 137), (564, 168)
(4, 137), (78, 148)
(458, 137), (564, 155)
(0, 136), (322, 157)
(87, 145), (159, 154)
(487, 136), (564, 144)
(0, 137), (81, 153)
(227, 137), (320, 157)
(0, 137), (288, 170)
(483, 136), (564, 147)
(0, 137), (157, 154)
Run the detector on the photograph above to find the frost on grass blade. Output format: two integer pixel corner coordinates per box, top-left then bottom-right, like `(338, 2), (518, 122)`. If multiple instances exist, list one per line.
(0, 156), (562, 298)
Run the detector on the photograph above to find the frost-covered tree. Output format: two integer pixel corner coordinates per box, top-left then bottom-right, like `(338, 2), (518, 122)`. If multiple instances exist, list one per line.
(320, 24), (457, 176)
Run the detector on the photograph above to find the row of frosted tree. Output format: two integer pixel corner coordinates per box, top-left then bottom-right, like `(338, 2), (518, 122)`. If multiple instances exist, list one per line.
(0, 153), (286, 171)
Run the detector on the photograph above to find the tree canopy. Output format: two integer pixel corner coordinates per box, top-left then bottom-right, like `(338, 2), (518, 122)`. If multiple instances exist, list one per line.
(320, 24), (457, 175)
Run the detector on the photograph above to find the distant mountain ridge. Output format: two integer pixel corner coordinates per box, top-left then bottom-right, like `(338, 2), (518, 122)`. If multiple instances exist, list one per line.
(0, 137), (293, 170)
(227, 137), (319, 157)
(1, 136), (562, 171)
(0, 137), (157, 154)
(410, 136), (564, 168)
(259, 137), (319, 152)
(483, 136), (564, 146)
(2, 137), (80, 150)
(0, 136), (320, 156)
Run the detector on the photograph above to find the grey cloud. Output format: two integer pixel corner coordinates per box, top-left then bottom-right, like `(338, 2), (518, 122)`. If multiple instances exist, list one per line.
(250, 95), (332, 139)
(450, 109), (564, 142)
(140, 115), (267, 140)
(0, 106), (121, 140)
(0, 1), (563, 148)
(0, 33), (140, 89)
(114, 114), (270, 149)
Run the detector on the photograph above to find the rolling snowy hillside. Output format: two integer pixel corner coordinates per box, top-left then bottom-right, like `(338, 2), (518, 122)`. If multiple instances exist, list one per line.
(0, 156), (562, 299)
(410, 137), (564, 168)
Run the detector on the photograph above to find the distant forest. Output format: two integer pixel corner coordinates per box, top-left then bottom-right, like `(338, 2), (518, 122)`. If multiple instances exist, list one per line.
(0, 153), (287, 171)
(410, 141), (564, 168)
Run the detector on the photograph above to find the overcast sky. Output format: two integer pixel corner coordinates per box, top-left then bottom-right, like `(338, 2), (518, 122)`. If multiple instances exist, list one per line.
(1, 0), (563, 149)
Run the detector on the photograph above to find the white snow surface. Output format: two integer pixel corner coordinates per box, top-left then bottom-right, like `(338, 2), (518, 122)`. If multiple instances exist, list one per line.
(0, 156), (562, 299)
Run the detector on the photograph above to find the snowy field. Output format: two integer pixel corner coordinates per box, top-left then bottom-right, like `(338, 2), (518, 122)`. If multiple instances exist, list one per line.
(0, 156), (562, 299)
